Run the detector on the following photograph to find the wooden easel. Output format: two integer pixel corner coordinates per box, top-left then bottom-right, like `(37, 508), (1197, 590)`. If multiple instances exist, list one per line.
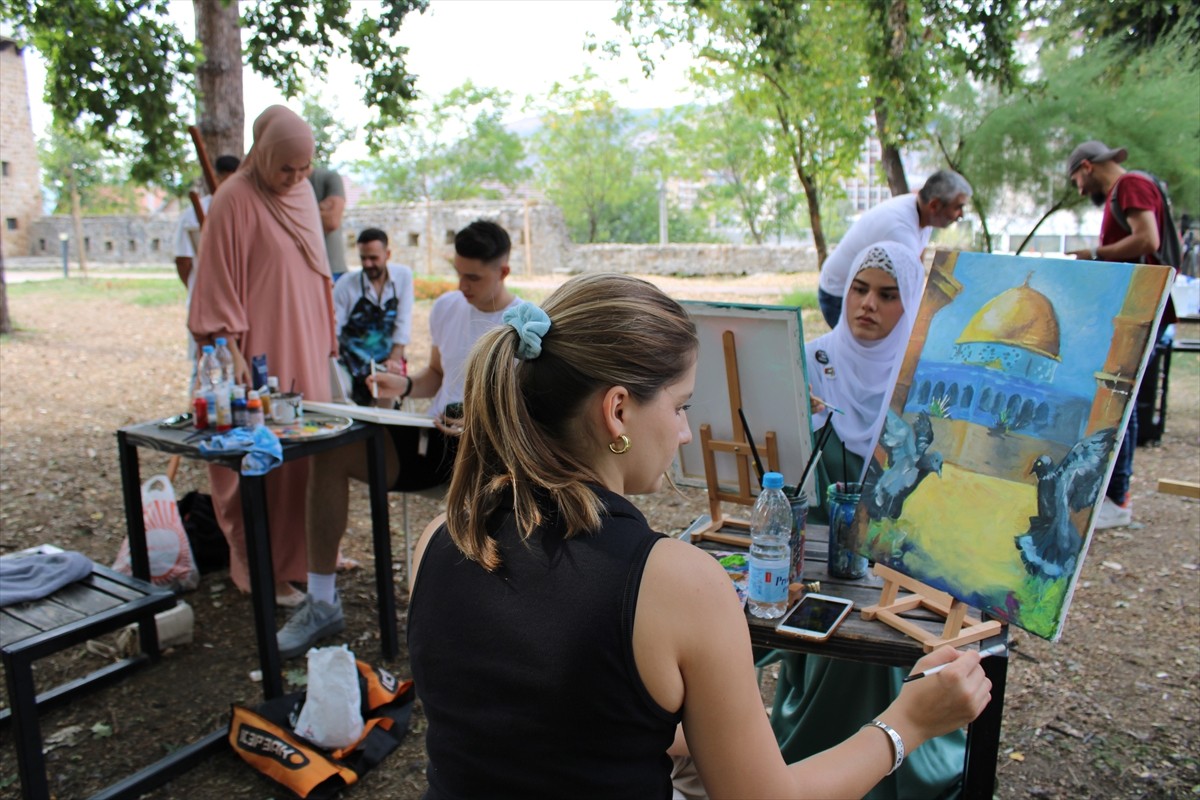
(167, 126), (219, 484)
(690, 330), (781, 547)
(861, 564), (1003, 652)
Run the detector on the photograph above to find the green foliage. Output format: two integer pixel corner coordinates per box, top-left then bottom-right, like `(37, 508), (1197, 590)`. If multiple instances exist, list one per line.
(1043, 0), (1200, 60)
(930, 27), (1200, 241)
(1, 0), (193, 188)
(1, 0), (428, 186)
(667, 99), (802, 243)
(38, 124), (142, 214)
(242, 0), (429, 147)
(301, 94), (357, 165)
(361, 82), (530, 202)
(529, 73), (665, 243)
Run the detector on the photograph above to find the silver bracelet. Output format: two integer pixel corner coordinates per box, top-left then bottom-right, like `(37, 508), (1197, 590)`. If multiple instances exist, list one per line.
(865, 719), (905, 775)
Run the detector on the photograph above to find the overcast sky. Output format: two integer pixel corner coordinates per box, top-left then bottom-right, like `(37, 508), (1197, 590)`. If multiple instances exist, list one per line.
(16, 0), (699, 163)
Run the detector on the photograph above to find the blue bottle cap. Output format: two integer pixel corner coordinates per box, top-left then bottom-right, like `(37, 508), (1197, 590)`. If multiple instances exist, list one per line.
(762, 471), (784, 490)
(215, 336), (227, 346)
(202, 344), (215, 353)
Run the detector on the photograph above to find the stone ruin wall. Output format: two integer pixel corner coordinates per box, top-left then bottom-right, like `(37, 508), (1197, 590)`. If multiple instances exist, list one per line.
(26, 200), (820, 276)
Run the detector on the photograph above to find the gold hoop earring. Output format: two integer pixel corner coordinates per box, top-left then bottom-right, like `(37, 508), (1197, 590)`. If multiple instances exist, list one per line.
(608, 434), (631, 455)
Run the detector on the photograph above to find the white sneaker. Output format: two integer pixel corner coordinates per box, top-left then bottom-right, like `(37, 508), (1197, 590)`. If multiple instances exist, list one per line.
(1094, 497), (1132, 530)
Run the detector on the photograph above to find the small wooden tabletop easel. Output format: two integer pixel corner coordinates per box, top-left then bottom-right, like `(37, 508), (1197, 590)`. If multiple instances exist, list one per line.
(861, 564), (1003, 652)
(690, 330), (780, 547)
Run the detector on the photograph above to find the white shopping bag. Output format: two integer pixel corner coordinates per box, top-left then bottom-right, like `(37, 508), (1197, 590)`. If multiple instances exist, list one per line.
(112, 474), (200, 592)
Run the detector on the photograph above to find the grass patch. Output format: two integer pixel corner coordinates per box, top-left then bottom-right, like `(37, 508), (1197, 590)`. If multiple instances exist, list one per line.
(8, 278), (185, 307)
(780, 288), (819, 309)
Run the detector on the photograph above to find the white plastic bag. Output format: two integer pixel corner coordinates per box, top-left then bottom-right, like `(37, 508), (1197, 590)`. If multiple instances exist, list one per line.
(294, 645), (364, 750)
(112, 474), (200, 592)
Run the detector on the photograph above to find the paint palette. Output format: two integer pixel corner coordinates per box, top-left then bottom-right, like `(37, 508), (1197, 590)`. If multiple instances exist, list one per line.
(268, 412), (352, 442)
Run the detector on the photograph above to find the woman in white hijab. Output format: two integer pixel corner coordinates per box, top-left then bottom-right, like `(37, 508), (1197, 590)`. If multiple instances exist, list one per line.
(764, 241), (967, 800)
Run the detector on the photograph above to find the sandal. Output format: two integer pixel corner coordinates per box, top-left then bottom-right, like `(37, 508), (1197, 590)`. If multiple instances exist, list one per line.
(275, 583), (306, 608)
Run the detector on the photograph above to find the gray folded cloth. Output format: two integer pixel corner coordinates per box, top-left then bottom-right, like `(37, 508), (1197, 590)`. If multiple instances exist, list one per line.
(0, 551), (95, 606)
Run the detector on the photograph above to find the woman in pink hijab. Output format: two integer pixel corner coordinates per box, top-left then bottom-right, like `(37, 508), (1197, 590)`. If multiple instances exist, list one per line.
(190, 105), (336, 603)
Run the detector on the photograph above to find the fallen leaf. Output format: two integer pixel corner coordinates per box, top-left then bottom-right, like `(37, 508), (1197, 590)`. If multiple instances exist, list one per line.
(91, 722), (113, 738)
(1010, 752), (1025, 762)
(1101, 561), (1123, 571)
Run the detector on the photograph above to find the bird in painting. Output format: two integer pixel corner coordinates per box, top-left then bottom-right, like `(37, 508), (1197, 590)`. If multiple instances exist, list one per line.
(1015, 427), (1118, 579)
(864, 409), (944, 521)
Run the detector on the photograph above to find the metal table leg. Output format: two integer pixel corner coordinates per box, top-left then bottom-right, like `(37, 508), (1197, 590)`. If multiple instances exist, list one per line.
(238, 474), (282, 699)
(962, 632), (1009, 798)
(365, 425), (398, 658)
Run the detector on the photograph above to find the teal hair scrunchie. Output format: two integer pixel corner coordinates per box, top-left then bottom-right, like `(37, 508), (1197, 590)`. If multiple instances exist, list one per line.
(503, 302), (551, 360)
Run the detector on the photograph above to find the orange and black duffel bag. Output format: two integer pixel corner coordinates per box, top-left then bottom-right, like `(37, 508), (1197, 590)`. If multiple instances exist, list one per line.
(229, 660), (415, 799)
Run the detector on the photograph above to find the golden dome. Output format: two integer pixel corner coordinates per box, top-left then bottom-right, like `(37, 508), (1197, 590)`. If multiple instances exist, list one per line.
(955, 275), (1061, 360)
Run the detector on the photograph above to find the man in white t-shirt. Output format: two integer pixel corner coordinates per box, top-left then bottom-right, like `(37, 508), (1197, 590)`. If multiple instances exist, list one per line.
(278, 219), (524, 657)
(174, 155), (240, 359)
(333, 227), (415, 405)
(817, 170), (972, 328)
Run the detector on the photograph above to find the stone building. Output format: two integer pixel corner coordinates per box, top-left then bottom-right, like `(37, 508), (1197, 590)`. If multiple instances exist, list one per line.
(28, 198), (821, 276)
(0, 37), (43, 260)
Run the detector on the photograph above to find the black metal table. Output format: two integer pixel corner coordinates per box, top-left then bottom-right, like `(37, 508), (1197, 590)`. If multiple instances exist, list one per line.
(117, 418), (395, 697)
(97, 417), (393, 799)
(687, 518), (1008, 800)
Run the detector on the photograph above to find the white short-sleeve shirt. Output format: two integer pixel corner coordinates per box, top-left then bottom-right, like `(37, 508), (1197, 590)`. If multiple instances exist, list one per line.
(818, 193), (931, 296)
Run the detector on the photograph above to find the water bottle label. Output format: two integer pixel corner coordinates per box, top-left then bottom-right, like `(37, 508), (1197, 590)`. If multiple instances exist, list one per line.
(748, 555), (790, 604)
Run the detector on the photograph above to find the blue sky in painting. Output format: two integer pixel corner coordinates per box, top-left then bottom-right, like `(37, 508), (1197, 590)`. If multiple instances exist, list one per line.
(920, 253), (1132, 400)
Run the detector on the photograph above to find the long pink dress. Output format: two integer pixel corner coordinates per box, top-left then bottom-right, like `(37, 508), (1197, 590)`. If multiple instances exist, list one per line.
(189, 106), (335, 592)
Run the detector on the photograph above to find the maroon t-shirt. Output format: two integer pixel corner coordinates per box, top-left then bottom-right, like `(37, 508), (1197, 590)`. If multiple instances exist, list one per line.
(1100, 172), (1164, 265)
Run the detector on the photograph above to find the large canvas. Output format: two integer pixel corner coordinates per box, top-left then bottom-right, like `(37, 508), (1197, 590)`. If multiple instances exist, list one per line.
(850, 252), (1173, 640)
(674, 302), (815, 502)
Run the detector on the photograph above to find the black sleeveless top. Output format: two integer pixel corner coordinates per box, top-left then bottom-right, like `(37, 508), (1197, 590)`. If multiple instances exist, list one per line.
(408, 486), (681, 799)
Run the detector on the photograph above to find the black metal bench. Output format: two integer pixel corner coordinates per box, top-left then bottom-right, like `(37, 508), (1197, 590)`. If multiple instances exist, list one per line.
(0, 552), (176, 800)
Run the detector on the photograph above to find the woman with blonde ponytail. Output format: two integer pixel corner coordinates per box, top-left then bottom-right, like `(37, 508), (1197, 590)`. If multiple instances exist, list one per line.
(406, 273), (991, 799)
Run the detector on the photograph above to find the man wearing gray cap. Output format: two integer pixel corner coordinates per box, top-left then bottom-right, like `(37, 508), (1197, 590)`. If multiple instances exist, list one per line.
(1064, 140), (1170, 530)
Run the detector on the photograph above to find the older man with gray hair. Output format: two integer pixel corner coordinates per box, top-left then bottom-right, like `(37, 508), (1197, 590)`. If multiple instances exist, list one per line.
(817, 169), (972, 328)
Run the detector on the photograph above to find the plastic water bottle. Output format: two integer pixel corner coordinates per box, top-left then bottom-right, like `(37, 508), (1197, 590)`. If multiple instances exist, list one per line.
(199, 345), (232, 432)
(748, 471), (793, 619)
(214, 337), (236, 387)
(199, 344), (222, 392)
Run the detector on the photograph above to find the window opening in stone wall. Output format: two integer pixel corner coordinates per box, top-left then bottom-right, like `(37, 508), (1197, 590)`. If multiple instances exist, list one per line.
(151, 239), (160, 252)
(105, 240), (114, 252)
(39, 238), (46, 252)
(517, 229), (526, 245)
(444, 230), (455, 244)
(5, 218), (17, 230)
(1, 161), (8, 177)
(407, 232), (419, 247)
(85, 237), (91, 251)
(128, 239), (136, 252)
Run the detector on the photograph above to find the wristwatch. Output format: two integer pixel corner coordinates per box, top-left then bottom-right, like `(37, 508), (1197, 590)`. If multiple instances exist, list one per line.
(865, 719), (905, 775)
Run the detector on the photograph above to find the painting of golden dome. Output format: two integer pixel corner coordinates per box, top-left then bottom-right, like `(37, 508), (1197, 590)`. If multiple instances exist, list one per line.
(955, 276), (1061, 360)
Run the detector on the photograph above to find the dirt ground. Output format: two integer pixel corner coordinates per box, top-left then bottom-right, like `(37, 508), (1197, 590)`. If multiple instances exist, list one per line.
(0, 271), (1197, 799)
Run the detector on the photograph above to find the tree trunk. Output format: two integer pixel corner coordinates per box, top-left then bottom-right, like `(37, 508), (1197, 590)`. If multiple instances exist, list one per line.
(873, 0), (910, 195)
(194, 0), (244, 159)
(798, 170), (827, 266)
(776, 105), (828, 265)
(874, 98), (909, 196)
(68, 166), (89, 276)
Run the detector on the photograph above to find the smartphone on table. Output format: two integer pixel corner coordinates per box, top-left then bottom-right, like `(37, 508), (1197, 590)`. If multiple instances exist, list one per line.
(775, 593), (854, 641)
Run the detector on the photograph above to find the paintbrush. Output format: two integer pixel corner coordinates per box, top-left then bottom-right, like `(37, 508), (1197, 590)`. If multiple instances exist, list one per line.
(791, 416), (835, 498)
(737, 407), (766, 484)
(902, 643), (1008, 682)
